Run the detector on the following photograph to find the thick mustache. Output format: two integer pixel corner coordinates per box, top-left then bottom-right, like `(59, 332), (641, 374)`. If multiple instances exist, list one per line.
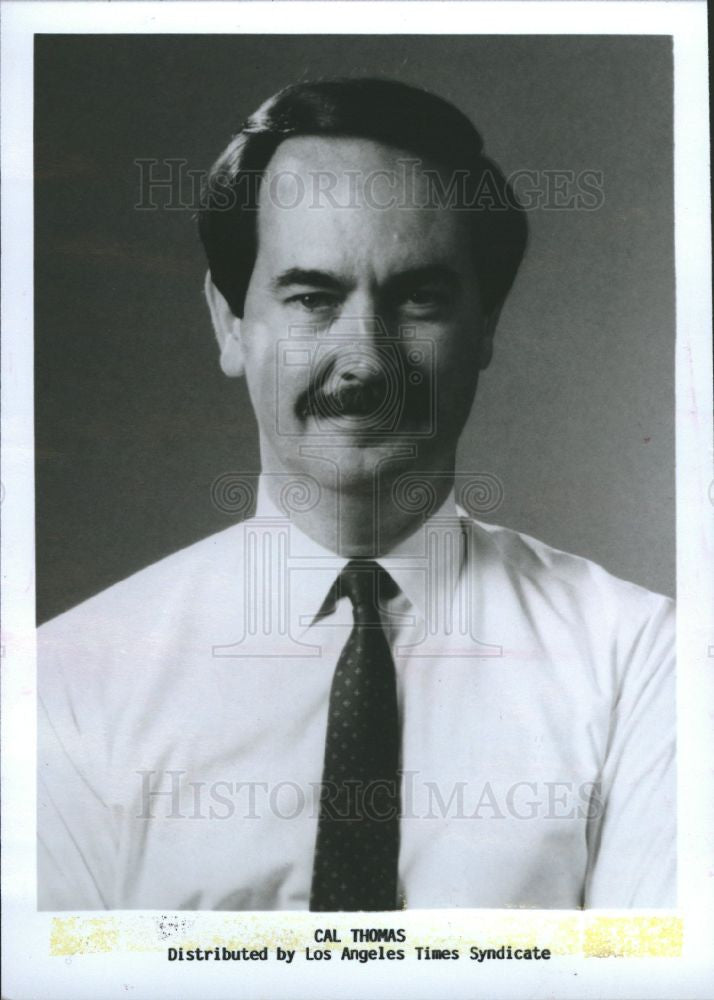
(301, 378), (389, 419)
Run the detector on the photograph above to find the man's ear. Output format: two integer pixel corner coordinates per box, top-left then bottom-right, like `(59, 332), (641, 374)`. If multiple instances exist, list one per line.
(204, 272), (245, 377)
(476, 305), (502, 371)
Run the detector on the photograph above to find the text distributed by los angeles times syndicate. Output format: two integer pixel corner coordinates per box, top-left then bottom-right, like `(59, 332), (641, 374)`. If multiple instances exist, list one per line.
(167, 927), (552, 965)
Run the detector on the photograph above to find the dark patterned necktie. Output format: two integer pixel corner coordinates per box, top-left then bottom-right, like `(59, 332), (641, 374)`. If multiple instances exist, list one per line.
(310, 559), (401, 911)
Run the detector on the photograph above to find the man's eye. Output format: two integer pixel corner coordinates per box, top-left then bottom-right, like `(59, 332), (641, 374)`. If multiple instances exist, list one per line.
(402, 288), (447, 310)
(288, 292), (337, 312)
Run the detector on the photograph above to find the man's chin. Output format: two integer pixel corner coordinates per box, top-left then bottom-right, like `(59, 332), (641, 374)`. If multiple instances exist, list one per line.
(332, 446), (414, 491)
(280, 434), (432, 492)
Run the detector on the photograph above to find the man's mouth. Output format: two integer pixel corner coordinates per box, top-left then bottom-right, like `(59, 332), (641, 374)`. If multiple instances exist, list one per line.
(303, 379), (389, 422)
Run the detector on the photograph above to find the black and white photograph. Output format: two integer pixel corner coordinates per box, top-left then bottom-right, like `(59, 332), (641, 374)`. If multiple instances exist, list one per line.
(35, 30), (676, 912)
(2, 3), (712, 999)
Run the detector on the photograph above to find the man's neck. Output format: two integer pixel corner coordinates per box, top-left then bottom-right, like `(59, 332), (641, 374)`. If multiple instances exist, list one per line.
(258, 457), (456, 558)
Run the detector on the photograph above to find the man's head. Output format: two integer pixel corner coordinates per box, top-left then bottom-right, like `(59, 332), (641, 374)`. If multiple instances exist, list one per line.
(199, 78), (527, 505)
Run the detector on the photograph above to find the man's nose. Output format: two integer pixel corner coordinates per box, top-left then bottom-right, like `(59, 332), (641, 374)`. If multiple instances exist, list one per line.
(328, 310), (390, 342)
(326, 311), (392, 385)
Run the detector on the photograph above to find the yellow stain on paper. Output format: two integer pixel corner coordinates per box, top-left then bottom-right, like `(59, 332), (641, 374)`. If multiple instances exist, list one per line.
(583, 915), (683, 958)
(51, 916), (121, 955)
(49, 912), (683, 959)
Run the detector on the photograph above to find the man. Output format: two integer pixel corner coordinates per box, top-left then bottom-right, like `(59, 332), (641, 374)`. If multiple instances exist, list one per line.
(38, 78), (675, 911)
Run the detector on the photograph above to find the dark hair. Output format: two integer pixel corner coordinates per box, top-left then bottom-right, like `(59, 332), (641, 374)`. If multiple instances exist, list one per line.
(198, 78), (527, 317)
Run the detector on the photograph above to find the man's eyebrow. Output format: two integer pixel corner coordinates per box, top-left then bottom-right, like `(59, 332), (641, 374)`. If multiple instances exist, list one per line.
(271, 268), (346, 292)
(384, 265), (462, 293)
(271, 264), (463, 295)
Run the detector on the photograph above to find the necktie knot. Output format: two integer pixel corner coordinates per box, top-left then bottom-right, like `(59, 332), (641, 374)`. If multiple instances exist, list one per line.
(337, 559), (398, 616)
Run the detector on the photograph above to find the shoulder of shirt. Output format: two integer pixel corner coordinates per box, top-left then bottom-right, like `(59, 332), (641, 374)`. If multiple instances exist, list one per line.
(39, 512), (674, 640)
(38, 520), (250, 641)
(458, 510), (674, 617)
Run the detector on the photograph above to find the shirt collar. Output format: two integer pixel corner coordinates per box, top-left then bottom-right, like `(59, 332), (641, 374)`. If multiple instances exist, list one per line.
(254, 477), (465, 630)
(377, 492), (464, 625)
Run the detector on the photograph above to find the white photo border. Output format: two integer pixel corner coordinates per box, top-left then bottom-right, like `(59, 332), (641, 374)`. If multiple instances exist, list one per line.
(2, 3), (712, 999)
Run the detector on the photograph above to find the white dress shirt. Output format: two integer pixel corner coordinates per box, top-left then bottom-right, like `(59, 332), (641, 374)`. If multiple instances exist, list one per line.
(38, 486), (675, 910)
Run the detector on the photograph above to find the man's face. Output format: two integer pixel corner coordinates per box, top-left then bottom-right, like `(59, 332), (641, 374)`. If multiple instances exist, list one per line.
(231, 136), (494, 493)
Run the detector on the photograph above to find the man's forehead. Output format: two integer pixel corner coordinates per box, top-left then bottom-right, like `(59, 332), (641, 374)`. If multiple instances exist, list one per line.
(258, 134), (466, 212)
(265, 134), (415, 180)
(254, 135), (471, 276)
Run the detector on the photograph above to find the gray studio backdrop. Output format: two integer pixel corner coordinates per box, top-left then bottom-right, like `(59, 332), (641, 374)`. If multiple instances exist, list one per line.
(35, 35), (674, 623)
